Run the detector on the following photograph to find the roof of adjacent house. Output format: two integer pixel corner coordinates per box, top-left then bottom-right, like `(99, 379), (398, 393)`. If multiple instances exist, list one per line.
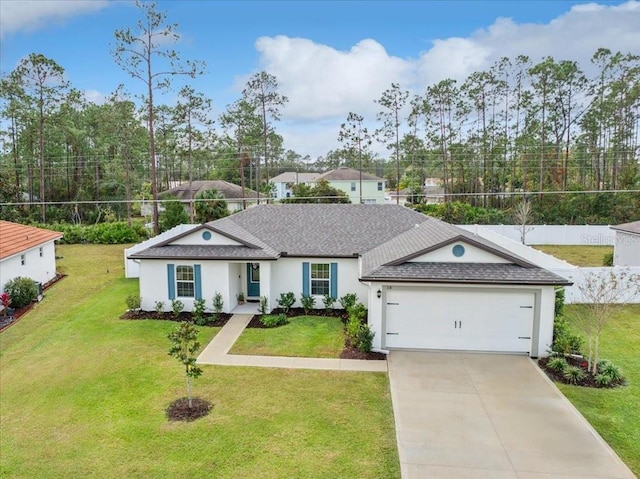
(0, 221), (63, 260)
(160, 180), (263, 200)
(611, 220), (640, 235)
(130, 204), (569, 285)
(270, 172), (322, 184)
(315, 167), (384, 182)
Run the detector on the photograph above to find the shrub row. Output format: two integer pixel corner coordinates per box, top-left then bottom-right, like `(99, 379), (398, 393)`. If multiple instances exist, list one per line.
(33, 221), (150, 244)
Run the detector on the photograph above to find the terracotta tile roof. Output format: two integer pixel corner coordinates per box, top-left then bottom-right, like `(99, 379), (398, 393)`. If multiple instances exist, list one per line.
(0, 221), (63, 260)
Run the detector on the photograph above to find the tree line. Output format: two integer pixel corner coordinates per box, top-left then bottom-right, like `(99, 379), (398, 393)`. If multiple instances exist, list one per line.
(1, 0), (638, 228)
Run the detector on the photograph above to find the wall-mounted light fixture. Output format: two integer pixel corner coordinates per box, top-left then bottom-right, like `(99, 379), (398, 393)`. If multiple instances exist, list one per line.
(377, 289), (382, 299)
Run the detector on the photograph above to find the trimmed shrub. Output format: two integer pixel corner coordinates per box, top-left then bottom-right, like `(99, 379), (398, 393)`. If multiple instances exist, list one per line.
(339, 293), (357, 311)
(552, 315), (583, 355)
(356, 324), (375, 353)
(125, 294), (141, 310)
(193, 298), (207, 326)
(171, 299), (184, 318)
(300, 294), (316, 314)
(602, 252), (614, 266)
(345, 302), (372, 352)
(554, 287), (565, 318)
(276, 292), (295, 313)
(322, 294), (336, 311)
(3, 277), (37, 309)
(260, 314), (289, 328)
(212, 292), (224, 319)
(155, 301), (165, 313)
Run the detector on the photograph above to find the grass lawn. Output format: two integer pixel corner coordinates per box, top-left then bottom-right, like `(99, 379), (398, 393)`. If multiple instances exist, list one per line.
(0, 244), (399, 479)
(533, 244), (612, 266)
(230, 315), (345, 358)
(558, 304), (640, 476)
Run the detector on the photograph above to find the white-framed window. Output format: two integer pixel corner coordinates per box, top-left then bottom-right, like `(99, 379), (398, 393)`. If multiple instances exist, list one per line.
(350, 182), (356, 192)
(39, 247), (44, 257)
(377, 182), (383, 191)
(176, 265), (195, 298)
(20, 254), (26, 266)
(311, 263), (330, 296)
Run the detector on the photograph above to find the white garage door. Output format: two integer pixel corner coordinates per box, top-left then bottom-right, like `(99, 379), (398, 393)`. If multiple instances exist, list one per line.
(384, 287), (535, 353)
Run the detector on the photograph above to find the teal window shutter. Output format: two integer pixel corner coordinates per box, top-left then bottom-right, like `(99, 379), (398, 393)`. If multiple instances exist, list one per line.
(330, 262), (338, 299)
(167, 264), (175, 300)
(194, 264), (202, 300)
(302, 262), (310, 296)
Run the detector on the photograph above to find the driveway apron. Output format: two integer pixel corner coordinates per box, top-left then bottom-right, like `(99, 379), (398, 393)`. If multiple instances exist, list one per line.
(388, 351), (635, 479)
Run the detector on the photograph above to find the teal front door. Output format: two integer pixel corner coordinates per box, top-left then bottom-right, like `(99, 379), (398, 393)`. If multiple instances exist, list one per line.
(247, 263), (260, 297)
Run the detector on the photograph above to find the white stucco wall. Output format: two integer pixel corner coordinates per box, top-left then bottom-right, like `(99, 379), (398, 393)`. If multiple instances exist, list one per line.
(409, 242), (511, 263)
(138, 260), (233, 312)
(613, 231), (640, 266)
(170, 230), (241, 246)
(366, 281), (556, 358)
(0, 241), (58, 291)
(270, 257), (368, 310)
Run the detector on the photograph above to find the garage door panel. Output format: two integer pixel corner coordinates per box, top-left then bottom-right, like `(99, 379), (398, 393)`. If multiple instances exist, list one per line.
(384, 287), (534, 353)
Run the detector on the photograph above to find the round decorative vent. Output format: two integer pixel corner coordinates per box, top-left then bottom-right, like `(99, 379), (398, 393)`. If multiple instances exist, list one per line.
(202, 231), (212, 241)
(452, 244), (465, 257)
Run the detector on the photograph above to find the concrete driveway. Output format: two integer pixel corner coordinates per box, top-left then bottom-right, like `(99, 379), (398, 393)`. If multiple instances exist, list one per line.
(388, 351), (635, 479)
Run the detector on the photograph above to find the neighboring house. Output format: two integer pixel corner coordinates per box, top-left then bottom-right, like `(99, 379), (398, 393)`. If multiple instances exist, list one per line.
(270, 172), (322, 200)
(141, 180), (264, 216)
(0, 221), (62, 293)
(311, 167), (386, 204)
(423, 178), (445, 203)
(129, 204), (569, 357)
(611, 220), (640, 266)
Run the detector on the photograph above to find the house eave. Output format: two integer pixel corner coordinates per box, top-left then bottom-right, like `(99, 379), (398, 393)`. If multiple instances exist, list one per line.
(359, 276), (572, 286)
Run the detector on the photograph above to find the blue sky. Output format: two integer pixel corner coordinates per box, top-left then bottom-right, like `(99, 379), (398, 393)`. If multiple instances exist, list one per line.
(1, 0), (639, 158)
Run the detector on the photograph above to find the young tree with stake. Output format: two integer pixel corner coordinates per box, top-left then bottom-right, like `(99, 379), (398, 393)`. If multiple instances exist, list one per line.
(167, 321), (203, 408)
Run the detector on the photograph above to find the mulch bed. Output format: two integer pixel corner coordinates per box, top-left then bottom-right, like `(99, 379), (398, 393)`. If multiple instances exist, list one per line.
(120, 310), (232, 327)
(166, 397), (212, 422)
(0, 273), (67, 333)
(538, 355), (623, 388)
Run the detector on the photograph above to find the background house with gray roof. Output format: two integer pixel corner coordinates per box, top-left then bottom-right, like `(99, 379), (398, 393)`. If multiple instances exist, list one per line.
(128, 204), (568, 357)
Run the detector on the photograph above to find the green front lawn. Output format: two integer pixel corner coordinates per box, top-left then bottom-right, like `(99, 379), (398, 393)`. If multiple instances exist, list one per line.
(230, 315), (345, 358)
(533, 244), (612, 266)
(0, 245), (399, 478)
(558, 304), (640, 476)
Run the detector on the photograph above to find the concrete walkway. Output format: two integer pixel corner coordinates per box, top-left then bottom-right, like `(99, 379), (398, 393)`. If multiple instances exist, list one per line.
(197, 314), (387, 372)
(388, 351), (636, 479)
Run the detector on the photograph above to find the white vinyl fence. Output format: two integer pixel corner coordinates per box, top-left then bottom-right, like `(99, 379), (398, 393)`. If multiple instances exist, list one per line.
(559, 267), (640, 304)
(459, 224), (615, 246)
(461, 224), (640, 304)
(124, 224), (199, 278)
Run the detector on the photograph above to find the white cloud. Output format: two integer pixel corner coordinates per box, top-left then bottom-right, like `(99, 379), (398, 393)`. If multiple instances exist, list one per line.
(255, 36), (415, 121)
(83, 89), (106, 105)
(251, 1), (640, 158)
(0, 0), (109, 37)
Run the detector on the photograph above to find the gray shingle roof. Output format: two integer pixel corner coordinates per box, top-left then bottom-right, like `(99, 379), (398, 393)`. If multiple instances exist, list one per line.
(315, 167), (384, 182)
(161, 180), (263, 200)
(362, 262), (570, 285)
(129, 245), (276, 260)
(213, 204), (428, 257)
(360, 215), (533, 276)
(611, 220), (640, 235)
(130, 204), (569, 285)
